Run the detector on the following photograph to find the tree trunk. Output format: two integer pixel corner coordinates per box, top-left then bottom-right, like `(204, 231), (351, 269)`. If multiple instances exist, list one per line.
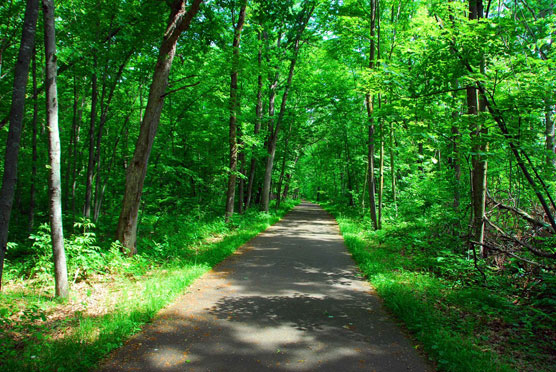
(245, 30), (263, 210)
(116, 0), (203, 254)
(93, 54), (132, 223)
(276, 121), (293, 209)
(84, 63), (98, 219)
(225, 1), (247, 223)
(468, 0), (488, 257)
(69, 76), (83, 226)
(29, 47), (39, 232)
(378, 99), (384, 228)
(389, 121), (397, 213)
(261, 4), (314, 212)
(365, 0), (378, 230)
(0, 0), (39, 291)
(238, 147), (245, 214)
(260, 34), (281, 212)
(43, 0), (69, 298)
(545, 102), (555, 170)
(282, 155), (299, 200)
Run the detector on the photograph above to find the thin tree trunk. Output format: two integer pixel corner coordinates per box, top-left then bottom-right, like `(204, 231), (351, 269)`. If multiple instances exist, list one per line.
(71, 94), (84, 224)
(116, 0), (203, 254)
(95, 110), (132, 221)
(276, 120), (293, 209)
(43, 0), (69, 298)
(545, 102), (555, 170)
(365, 0), (378, 230)
(282, 155), (299, 200)
(389, 121), (397, 213)
(29, 46), (38, 232)
(245, 30), (263, 210)
(468, 0), (488, 257)
(0, 0), (39, 291)
(93, 54), (132, 222)
(225, 1), (247, 223)
(84, 62), (97, 219)
(238, 146), (245, 214)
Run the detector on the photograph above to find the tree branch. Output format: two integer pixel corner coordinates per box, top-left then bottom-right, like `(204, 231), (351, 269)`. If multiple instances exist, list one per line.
(160, 81), (200, 98)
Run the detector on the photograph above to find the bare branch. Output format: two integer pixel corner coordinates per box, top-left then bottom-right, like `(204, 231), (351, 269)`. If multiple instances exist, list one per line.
(160, 81), (200, 98)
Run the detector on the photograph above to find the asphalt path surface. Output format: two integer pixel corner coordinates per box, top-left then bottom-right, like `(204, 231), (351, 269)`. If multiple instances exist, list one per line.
(98, 202), (431, 372)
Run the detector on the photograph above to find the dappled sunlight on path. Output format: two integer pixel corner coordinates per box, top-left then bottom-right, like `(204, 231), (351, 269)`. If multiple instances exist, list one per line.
(98, 202), (431, 372)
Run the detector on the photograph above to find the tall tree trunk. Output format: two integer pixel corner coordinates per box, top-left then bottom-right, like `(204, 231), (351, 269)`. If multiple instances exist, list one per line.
(93, 54), (132, 222)
(116, 0), (203, 254)
(238, 144), (245, 214)
(225, 1), (247, 223)
(0, 0), (39, 291)
(389, 121), (397, 213)
(468, 0), (488, 257)
(29, 47), (39, 232)
(344, 133), (354, 206)
(245, 30), (263, 210)
(365, 0), (378, 230)
(282, 155), (299, 200)
(260, 32), (282, 212)
(276, 120), (293, 209)
(84, 63), (98, 219)
(43, 0), (69, 298)
(69, 76), (83, 226)
(261, 4), (314, 212)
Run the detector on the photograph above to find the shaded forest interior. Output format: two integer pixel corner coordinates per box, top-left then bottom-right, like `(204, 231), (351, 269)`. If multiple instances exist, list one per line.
(0, 0), (555, 371)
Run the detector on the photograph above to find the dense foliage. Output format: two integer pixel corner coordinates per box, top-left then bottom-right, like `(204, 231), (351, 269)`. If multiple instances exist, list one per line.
(0, 0), (554, 371)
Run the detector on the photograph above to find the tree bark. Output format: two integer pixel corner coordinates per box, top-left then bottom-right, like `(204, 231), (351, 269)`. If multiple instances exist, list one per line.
(282, 155), (299, 200)
(84, 63), (98, 219)
(93, 54), (132, 222)
(245, 30), (263, 210)
(365, 0), (379, 230)
(225, 1), (247, 223)
(389, 121), (397, 212)
(468, 0), (488, 257)
(261, 4), (314, 212)
(43, 0), (69, 298)
(116, 0), (203, 254)
(545, 102), (555, 169)
(29, 47), (38, 232)
(0, 0), (39, 291)
(275, 123), (292, 209)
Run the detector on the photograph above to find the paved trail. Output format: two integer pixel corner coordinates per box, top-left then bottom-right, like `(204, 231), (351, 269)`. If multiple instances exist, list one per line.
(99, 202), (431, 372)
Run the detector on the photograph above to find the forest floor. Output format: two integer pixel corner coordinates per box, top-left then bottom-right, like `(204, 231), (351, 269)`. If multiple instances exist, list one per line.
(0, 201), (297, 372)
(98, 202), (430, 372)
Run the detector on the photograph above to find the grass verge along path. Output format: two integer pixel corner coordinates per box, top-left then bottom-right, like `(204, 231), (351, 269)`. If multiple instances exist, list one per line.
(322, 202), (554, 372)
(0, 200), (298, 372)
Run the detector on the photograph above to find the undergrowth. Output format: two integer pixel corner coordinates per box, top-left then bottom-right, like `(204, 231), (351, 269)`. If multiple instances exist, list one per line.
(321, 202), (555, 372)
(0, 199), (298, 372)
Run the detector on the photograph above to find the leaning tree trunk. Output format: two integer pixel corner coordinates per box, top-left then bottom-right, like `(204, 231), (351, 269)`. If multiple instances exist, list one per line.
(225, 1), (247, 223)
(0, 0), (39, 291)
(116, 0), (203, 255)
(261, 4), (315, 212)
(43, 0), (69, 298)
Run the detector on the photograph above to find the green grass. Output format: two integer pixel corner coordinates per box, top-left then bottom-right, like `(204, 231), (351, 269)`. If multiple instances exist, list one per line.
(0, 200), (298, 372)
(321, 202), (555, 372)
